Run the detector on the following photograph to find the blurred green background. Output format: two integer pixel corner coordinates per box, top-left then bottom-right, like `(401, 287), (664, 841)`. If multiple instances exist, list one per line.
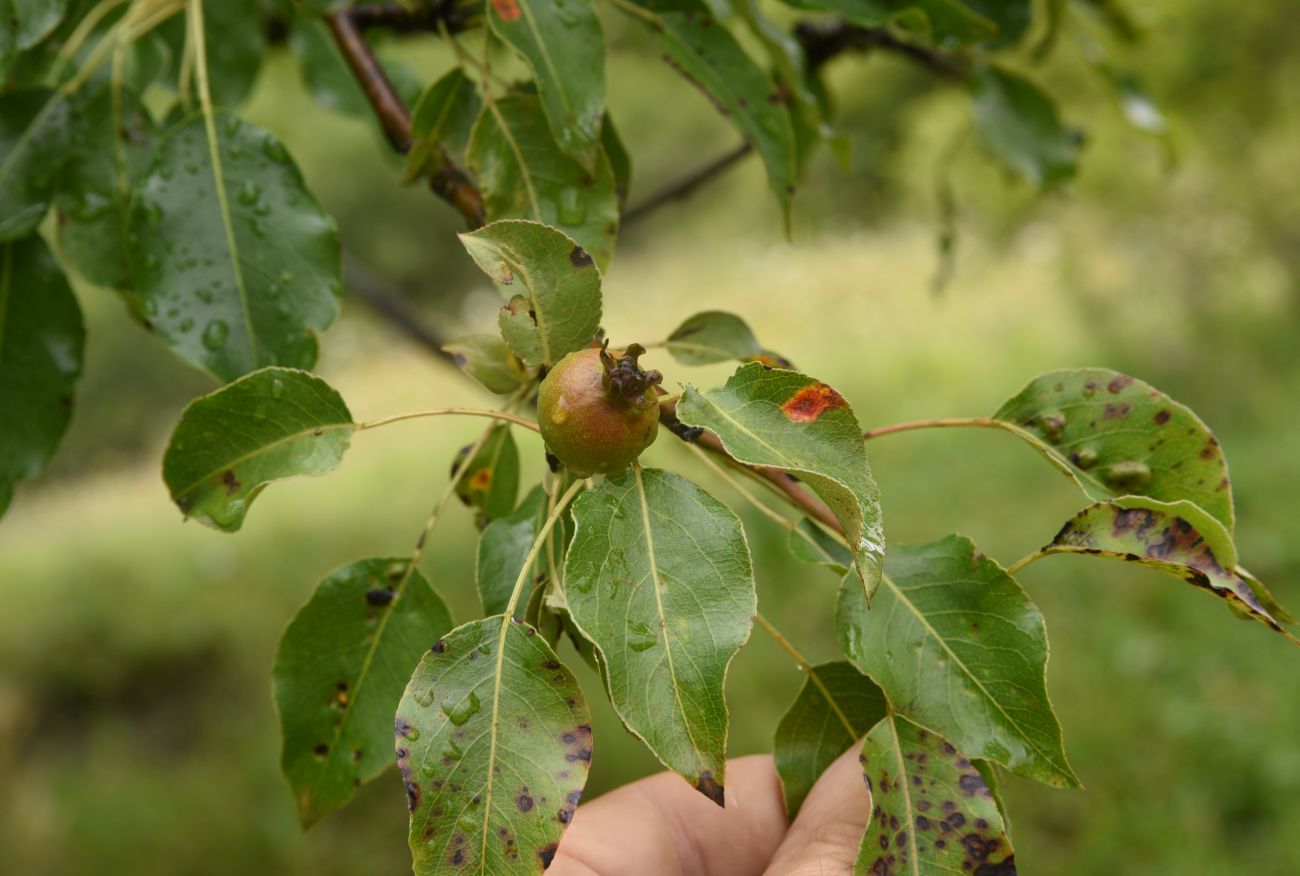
(3, 1), (1300, 874)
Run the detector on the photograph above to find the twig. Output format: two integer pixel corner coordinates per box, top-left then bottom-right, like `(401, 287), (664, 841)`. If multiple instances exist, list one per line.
(622, 143), (753, 226)
(342, 254), (452, 360)
(862, 416), (1000, 440)
(794, 19), (968, 80)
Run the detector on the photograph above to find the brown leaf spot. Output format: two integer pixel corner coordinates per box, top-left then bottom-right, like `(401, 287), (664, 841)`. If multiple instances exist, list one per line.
(538, 842), (559, 869)
(313, 742), (329, 757)
(491, 0), (521, 21)
(780, 382), (846, 423)
(1102, 402), (1131, 419)
(696, 770), (725, 806)
(1107, 375), (1133, 393)
(569, 245), (593, 268)
(517, 791), (534, 812)
(405, 780), (421, 812)
(469, 468), (493, 491)
(220, 469), (242, 495)
(365, 588), (394, 607)
(1153, 410), (1171, 425)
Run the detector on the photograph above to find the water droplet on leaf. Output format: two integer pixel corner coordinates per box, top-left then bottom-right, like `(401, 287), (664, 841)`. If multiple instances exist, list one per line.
(202, 320), (229, 350)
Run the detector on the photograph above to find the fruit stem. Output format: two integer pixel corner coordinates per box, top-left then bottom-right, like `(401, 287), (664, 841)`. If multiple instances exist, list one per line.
(355, 408), (541, 432)
(862, 416), (1000, 439)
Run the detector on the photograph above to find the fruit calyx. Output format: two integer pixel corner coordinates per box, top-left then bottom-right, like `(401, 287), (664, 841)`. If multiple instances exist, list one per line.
(599, 340), (662, 410)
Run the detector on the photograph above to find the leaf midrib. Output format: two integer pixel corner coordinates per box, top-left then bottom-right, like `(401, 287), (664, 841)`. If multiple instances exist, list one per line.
(883, 715), (921, 876)
(175, 420), (353, 500)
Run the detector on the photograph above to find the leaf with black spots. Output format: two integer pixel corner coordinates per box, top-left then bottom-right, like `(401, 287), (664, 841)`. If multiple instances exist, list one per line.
(992, 368), (1235, 532)
(162, 367), (354, 532)
(972, 65), (1079, 191)
(665, 310), (763, 366)
(459, 219), (602, 369)
(467, 94), (620, 270)
(129, 113), (341, 382)
(838, 535), (1078, 788)
(678, 363), (885, 596)
(453, 423), (520, 528)
(478, 485), (548, 616)
(774, 661), (887, 817)
(564, 468), (756, 805)
(397, 616), (591, 874)
(854, 714), (1017, 876)
(488, 0), (605, 168)
(1044, 497), (1296, 640)
(0, 235), (84, 518)
(274, 558), (453, 827)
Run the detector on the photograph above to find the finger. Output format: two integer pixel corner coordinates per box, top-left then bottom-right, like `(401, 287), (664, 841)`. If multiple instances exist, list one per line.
(764, 743), (871, 876)
(549, 754), (790, 876)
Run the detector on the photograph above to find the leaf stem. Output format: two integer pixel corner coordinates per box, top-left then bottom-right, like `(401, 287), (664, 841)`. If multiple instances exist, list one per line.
(502, 479), (586, 623)
(754, 613), (858, 740)
(862, 416), (1001, 440)
(1005, 549), (1048, 576)
(354, 408), (541, 433)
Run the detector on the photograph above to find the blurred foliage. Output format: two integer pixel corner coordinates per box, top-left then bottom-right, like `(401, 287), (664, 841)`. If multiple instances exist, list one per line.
(2, 0), (1300, 873)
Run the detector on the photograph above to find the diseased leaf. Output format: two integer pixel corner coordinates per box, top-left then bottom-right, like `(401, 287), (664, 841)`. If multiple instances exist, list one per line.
(0, 88), (73, 241)
(488, 0), (605, 168)
(397, 616), (591, 874)
(788, 518), (853, 573)
(129, 113), (341, 382)
(666, 310), (763, 366)
(774, 661), (886, 817)
(274, 557), (453, 827)
(458, 219), (601, 369)
(1044, 497), (1295, 639)
(406, 68), (482, 179)
(478, 485), (549, 617)
(162, 367), (354, 531)
(854, 714), (1017, 876)
(467, 93), (620, 270)
(564, 468), (756, 804)
(972, 64), (1079, 190)
(0, 235), (84, 517)
(55, 84), (157, 289)
(442, 333), (531, 395)
(992, 368), (1235, 532)
(453, 424), (520, 528)
(622, 0), (796, 224)
(838, 535), (1078, 788)
(678, 363), (885, 596)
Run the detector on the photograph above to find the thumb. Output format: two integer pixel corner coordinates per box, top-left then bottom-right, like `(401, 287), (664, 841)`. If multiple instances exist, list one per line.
(764, 743), (871, 876)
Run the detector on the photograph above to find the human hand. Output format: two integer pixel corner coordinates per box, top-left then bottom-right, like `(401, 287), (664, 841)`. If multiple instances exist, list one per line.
(549, 746), (870, 876)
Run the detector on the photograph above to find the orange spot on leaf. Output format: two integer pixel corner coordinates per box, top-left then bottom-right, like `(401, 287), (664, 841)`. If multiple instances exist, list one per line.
(469, 469), (493, 491)
(492, 0), (521, 21)
(781, 383), (846, 423)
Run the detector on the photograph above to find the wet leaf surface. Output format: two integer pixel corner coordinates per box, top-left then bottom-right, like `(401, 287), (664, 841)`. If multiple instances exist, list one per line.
(774, 661), (887, 817)
(564, 468), (756, 804)
(274, 557), (453, 827)
(855, 714), (1017, 876)
(397, 616), (590, 874)
(162, 367), (354, 531)
(0, 235), (84, 518)
(129, 113), (341, 382)
(678, 363), (885, 596)
(838, 535), (1078, 789)
(459, 219), (602, 369)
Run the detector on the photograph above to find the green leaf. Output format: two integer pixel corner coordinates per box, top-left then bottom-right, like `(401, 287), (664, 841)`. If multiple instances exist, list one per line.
(972, 64), (1079, 190)
(467, 93), (620, 270)
(854, 714), (1017, 876)
(0, 88), (73, 241)
(478, 485), (549, 617)
(397, 616), (591, 874)
(665, 310), (763, 366)
(274, 557), (453, 827)
(992, 368), (1235, 533)
(622, 0), (796, 224)
(10, 0), (68, 51)
(54, 84), (158, 290)
(290, 18), (372, 117)
(564, 468), (756, 804)
(774, 661), (887, 818)
(168, 0), (264, 107)
(787, 517), (853, 573)
(458, 219), (602, 369)
(0, 235), (84, 517)
(442, 333), (531, 395)
(129, 113), (342, 382)
(960, 0), (1034, 47)
(773, 0), (995, 49)
(453, 423), (521, 528)
(838, 535), (1078, 788)
(677, 363), (885, 596)
(487, 0), (605, 168)
(406, 68), (482, 178)
(162, 367), (354, 532)
(1044, 497), (1296, 639)
(601, 115), (632, 207)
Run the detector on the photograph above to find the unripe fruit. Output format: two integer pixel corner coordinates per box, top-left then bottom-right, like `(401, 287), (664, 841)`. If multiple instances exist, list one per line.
(537, 342), (662, 477)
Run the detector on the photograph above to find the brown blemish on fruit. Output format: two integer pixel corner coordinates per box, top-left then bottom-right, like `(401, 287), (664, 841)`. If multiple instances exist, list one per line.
(696, 770), (725, 806)
(491, 0), (521, 21)
(780, 383), (846, 423)
(220, 469), (241, 495)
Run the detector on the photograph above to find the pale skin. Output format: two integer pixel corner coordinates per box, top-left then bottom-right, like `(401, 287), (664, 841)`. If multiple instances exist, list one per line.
(550, 746), (871, 876)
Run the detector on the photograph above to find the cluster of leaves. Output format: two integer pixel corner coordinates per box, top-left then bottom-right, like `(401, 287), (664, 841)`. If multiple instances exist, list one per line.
(2, 1), (1261, 875)
(2, 0), (1165, 517)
